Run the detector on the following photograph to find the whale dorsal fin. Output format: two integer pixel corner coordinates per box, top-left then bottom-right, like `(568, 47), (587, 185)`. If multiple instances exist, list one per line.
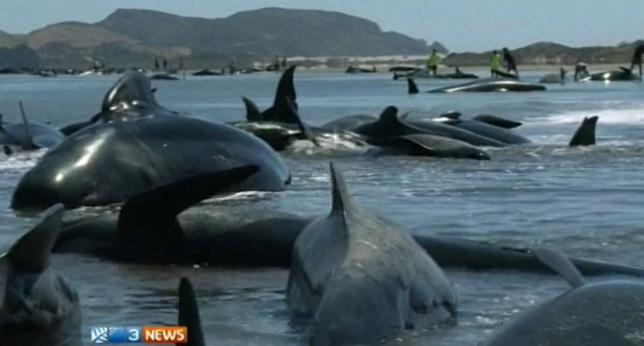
(242, 97), (263, 122)
(407, 78), (419, 94)
(178, 278), (205, 346)
(117, 165), (258, 236)
(569, 116), (598, 146)
(18, 101), (35, 150)
(329, 162), (356, 220)
(262, 66), (299, 123)
(102, 72), (158, 112)
(534, 248), (586, 288)
(7, 204), (64, 273)
(378, 106), (401, 127)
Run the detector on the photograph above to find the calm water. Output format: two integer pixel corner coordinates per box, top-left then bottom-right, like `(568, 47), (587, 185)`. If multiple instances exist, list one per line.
(1, 70), (644, 345)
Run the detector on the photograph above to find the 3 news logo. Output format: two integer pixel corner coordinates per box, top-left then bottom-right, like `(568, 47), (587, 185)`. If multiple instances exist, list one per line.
(90, 326), (187, 344)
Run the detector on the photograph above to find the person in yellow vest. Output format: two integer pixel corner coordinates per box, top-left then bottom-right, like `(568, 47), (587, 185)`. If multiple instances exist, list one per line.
(426, 49), (441, 76)
(490, 50), (501, 78)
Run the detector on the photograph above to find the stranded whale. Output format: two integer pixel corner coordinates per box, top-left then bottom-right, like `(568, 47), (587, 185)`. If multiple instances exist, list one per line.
(0, 205), (81, 346)
(11, 72), (290, 212)
(482, 248), (644, 345)
(287, 163), (457, 345)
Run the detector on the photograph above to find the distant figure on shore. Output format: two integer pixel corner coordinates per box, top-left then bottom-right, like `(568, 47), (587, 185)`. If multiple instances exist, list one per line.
(631, 43), (644, 79)
(490, 50), (502, 78)
(502, 47), (518, 77)
(426, 49), (441, 76)
(574, 62), (589, 81)
(154, 58), (160, 71)
(162, 57), (168, 71)
(559, 67), (567, 83)
(229, 59), (238, 75)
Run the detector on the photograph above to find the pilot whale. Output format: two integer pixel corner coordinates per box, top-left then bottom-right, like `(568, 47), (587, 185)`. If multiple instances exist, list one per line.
(1, 102), (64, 154)
(11, 72), (290, 212)
(287, 163), (457, 345)
(407, 77), (546, 93)
(583, 67), (638, 82)
(0, 204), (81, 346)
(482, 248), (644, 345)
(52, 168), (644, 280)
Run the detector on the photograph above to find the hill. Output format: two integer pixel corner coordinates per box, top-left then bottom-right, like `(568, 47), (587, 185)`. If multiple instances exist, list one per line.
(0, 8), (440, 68)
(444, 41), (643, 66)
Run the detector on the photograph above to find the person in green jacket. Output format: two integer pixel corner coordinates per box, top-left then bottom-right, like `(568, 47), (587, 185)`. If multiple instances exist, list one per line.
(490, 50), (501, 78)
(426, 49), (440, 76)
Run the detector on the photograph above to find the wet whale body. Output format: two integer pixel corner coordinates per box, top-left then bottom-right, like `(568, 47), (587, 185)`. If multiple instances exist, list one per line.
(287, 163), (457, 345)
(482, 249), (644, 346)
(54, 166), (310, 265)
(0, 205), (81, 346)
(429, 112), (531, 145)
(11, 72), (290, 212)
(414, 77), (546, 93)
(352, 106), (495, 159)
(52, 163), (644, 279)
(583, 67), (638, 82)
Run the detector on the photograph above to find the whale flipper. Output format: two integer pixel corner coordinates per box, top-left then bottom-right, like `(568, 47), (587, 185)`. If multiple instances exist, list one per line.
(7, 204), (64, 272)
(473, 114), (522, 129)
(117, 165), (259, 234)
(262, 66), (299, 123)
(534, 248), (586, 288)
(178, 278), (205, 346)
(407, 77), (419, 94)
(569, 116), (598, 146)
(619, 66), (632, 73)
(389, 134), (490, 160)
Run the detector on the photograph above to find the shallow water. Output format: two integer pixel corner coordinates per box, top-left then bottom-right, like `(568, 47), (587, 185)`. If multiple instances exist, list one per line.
(1, 70), (644, 345)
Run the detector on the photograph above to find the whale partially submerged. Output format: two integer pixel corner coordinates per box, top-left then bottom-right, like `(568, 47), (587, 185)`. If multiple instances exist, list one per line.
(287, 163), (457, 345)
(0, 205), (81, 346)
(482, 248), (644, 345)
(583, 67), (638, 82)
(11, 72), (290, 212)
(0, 103), (64, 154)
(353, 106), (493, 159)
(412, 77), (546, 93)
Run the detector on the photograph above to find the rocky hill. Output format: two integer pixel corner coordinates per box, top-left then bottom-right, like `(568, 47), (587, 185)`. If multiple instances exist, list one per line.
(445, 41), (643, 67)
(0, 7), (440, 68)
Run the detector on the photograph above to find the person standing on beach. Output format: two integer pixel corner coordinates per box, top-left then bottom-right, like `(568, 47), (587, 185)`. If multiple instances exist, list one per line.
(426, 49), (441, 76)
(631, 43), (644, 79)
(490, 50), (501, 78)
(502, 47), (518, 77)
(574, 62), (589, 81)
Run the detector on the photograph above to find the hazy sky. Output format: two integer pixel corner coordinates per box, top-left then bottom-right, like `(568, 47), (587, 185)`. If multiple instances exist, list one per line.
(2, 0), (642, 52)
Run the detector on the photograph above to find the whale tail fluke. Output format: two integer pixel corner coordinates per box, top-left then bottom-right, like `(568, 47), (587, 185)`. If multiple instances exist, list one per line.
(117, 165), (259, 234)
(262, 65), (299, 123)
(7, 204), (64, 273)
(407, 77), (419, 94)
(241, 97), (262, 122)
(178, 278), (205, 346)
(569, 116), (598, 146)
(534, 248), (586, 288)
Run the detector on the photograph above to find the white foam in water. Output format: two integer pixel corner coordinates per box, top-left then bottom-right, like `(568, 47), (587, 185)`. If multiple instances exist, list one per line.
(532, 105), (644, 125)
(0, 150), (45, 172)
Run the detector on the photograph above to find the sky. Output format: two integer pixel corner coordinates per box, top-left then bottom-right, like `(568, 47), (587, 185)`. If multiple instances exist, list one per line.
(1, 0), (643, 52)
